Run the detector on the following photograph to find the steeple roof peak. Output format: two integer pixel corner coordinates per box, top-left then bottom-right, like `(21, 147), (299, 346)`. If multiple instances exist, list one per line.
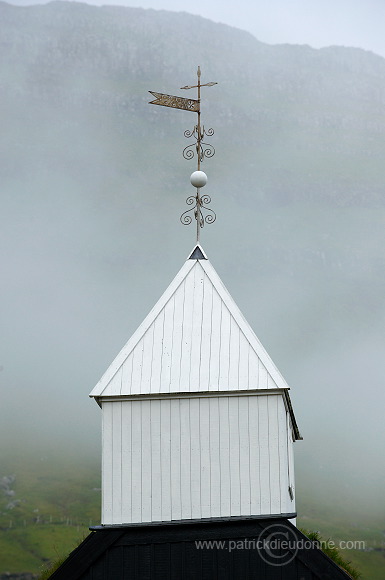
(90, 251), (290, 400)
(188, 243), (207, 260)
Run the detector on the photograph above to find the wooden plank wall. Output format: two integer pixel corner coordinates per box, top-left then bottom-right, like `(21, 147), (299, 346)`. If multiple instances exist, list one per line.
(102, 394), (295, 524)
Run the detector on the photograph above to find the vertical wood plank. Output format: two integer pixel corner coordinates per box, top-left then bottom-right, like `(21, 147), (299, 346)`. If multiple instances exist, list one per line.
(208, 287), (222, 390)
(130, 336), (144, 395)
(112, 402), (122, 524)
(258, 395), (270, 514)
(259, 361), (269, 390)
(160, 296), (175, 393)
(199, 398), (211, 517)
(179, 399), (192, 519)
(267, 396), (281, 514)
(238, 332), (250, 387)
(150, 399), (162, 522)
(228, 397), (241, 515)
(218, 397), (231, 515)
(239, 396), (251, 515)
(102, 402), (113, 524)
(228, 317), (240, 390)
(169, 280), (185, 391)
(180, 271), (195, 393)
(139, 324), (155, 395)
(218, 303), (231, 390)
(121, 401), (132, 523)
(189, 397), (201, 519)
(278, 398), (289, 514)
(161, 399), (172, 521)
(248, 345), (259, 389)
(199, 272), (213, 391)
(140, 400), (152, 523)
(149, 308), (165, 394)
(189, 264), (205, 391)
(169, 398), (182, 520)
(130, 400), (142, 522)
(209, 397), (221, 518)
(248, 395), (261, 515)
(104, 366), (122, 397)
(121, 353), (133, 396)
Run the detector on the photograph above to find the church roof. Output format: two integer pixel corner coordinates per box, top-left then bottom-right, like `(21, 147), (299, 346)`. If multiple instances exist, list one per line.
(47, 518), (353, 580)
(90, 244), (291, 399)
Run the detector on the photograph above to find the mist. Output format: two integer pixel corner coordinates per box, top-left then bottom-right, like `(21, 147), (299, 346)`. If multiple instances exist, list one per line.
(0, 1), (384, 527)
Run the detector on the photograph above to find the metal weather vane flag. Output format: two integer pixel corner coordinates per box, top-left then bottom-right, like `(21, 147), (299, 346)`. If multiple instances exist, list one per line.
(149, 66), (217, 242)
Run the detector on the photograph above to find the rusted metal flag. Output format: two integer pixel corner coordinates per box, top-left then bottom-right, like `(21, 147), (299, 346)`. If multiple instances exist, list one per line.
(149, 91), (200, 113)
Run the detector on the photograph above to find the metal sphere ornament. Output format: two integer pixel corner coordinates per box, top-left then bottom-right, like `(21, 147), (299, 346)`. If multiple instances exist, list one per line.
(190, 170), (207, 188)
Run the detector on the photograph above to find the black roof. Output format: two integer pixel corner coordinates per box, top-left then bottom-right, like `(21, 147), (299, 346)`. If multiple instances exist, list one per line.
(49, 517), (353, 580)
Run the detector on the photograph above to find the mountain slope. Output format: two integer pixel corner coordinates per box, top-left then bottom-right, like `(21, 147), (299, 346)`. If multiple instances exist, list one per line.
(2, 0), (385, 205)
(0, 4), (384, 576)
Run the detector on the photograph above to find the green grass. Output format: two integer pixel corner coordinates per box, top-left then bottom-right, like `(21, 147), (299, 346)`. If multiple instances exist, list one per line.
(300, 529), (361, 579)
(297, 480), (385, 580)
(345, 550), (385, 580)
(0, 443), (100, 573)
(38, 556), (68, 580)
(0, 526), (87, 573)
(0, 445), (384, 577)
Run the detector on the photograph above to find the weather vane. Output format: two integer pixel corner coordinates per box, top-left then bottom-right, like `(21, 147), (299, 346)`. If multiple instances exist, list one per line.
(149, 66), (217, 242)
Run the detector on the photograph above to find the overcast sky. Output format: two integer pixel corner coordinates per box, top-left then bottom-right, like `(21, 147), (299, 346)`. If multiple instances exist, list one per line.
(7, 0), (385, 58)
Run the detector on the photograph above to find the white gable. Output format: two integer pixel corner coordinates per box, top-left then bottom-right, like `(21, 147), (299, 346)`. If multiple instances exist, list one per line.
(90, 246), (290, 398)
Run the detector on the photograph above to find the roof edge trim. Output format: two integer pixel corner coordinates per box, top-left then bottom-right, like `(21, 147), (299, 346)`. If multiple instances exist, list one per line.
(92, 387), (289, 403)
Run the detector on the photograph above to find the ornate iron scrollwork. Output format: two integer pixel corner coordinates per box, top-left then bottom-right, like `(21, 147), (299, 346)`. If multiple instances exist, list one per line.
(183, 126), (215, 163)
(180, 192), (216, 229)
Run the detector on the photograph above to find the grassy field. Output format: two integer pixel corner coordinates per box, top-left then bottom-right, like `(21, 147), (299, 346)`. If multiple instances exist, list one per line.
(0, 445), (383, 578)
(296, 481), (385, 580)
(0, 444), (100, 575)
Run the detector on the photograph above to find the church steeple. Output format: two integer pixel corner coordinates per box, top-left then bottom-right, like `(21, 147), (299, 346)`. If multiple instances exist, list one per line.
(90, 69), (301, 526)
(90, 245), (300, 525)
(51, 66), (355, 580)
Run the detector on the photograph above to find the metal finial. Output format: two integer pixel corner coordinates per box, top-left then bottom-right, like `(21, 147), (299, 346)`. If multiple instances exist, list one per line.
(149, 67), (217, 243)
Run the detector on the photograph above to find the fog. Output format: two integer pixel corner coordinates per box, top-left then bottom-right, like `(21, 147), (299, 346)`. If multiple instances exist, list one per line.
(0, 0), (384, 525)
(5, 0), (385, 58)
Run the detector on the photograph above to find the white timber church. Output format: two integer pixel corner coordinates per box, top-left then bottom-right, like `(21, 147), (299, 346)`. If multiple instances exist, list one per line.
(90, 243), (301, 526)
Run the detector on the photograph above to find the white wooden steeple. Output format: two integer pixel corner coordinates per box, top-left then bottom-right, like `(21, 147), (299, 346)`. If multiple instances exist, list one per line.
(91, 243), (296, 399)
(90, 245), (301, 525)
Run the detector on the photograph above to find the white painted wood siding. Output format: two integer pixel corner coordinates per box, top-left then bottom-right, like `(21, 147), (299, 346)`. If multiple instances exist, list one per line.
(92, 259), (289, 399)
(101, 393), (295, 524)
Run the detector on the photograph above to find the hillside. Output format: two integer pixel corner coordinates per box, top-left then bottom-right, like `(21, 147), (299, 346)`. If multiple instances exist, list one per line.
(0, 1), (384, 576)
(2, 1), (385, 205)
(0, 444), (100, 575)
(0, 447), (384, 577)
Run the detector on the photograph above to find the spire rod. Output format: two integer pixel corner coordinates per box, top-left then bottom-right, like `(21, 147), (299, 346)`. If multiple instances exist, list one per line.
(149, 67), (217, 243)
(196, 66), (202, 172)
